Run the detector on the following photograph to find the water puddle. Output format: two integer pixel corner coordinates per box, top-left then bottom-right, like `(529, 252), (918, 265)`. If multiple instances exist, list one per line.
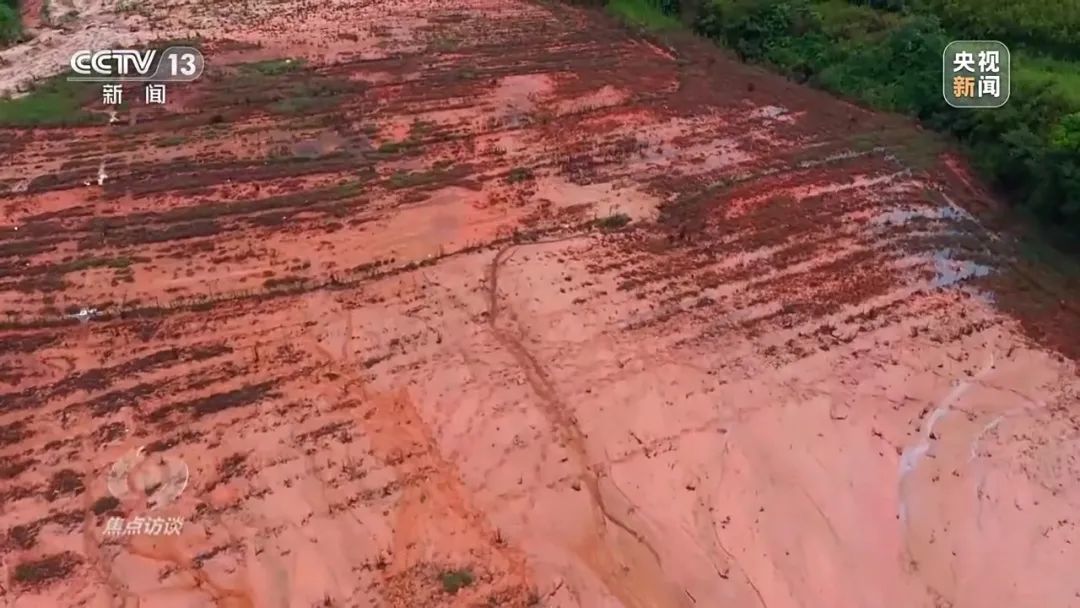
(872, 205), (964, 226)
(929, 249), (991, 288)
(968, 415), (1004, 462)
(897, 353), (995, 523)
(747, 104), (797, 124)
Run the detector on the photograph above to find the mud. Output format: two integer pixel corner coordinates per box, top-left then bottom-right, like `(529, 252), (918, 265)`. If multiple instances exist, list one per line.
(1, 0), (1078, 607)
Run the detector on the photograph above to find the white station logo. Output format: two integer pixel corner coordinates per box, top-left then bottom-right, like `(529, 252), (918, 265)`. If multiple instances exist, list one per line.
(70, 50), (158, 76)
(107, 446), (189, 510)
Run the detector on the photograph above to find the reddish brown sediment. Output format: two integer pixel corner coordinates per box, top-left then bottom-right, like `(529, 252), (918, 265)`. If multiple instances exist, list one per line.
(1, 1), (1078, 607)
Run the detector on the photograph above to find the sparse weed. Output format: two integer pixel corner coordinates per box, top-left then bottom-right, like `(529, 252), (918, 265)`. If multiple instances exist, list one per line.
(239, 58), (305, 77)
(430, 34), (461, 52)
(506, 166), (534, 183)
(155, 135), (187, 147)
(13, 552), (81, 585)
(377, 138), (420, 154)
(268, 95), (339, 115)
(336, 181), (365, 197)
(530, 109), (555, 125)
(595, 212), (632, 230)
(63, 256), (135, 272)
(409, 119), (436, 137)
(388, 166), (454, 189)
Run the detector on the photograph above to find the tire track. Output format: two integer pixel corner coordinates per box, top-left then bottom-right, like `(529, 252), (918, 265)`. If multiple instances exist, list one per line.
(485, 236), (688, 608)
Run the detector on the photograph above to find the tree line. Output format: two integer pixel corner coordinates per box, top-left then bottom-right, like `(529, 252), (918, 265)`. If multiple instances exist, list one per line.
(638, 0), (1080, 250)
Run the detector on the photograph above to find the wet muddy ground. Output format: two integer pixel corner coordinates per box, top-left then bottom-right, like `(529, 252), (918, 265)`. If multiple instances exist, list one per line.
(1, 1), (1078, 606)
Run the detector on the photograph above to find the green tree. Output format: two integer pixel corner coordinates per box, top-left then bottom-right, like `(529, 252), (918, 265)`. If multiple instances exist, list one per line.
(0, 3), (19, 46)
(1050, 113), (1080, 153)
(1044, 113), (1080, 230)
(695, 0), (817, 62)
(881, 16), (948, 116)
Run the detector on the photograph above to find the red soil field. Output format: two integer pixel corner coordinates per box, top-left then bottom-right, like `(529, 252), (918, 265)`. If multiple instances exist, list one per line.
(1, 1), (1078, 606)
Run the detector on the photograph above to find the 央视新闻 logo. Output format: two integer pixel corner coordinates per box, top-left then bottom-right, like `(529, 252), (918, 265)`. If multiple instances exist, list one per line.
(943, 40), (1010, 109)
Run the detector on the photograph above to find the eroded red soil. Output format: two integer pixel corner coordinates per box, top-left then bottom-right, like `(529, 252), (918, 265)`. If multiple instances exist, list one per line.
(1, 1), (1079, 607)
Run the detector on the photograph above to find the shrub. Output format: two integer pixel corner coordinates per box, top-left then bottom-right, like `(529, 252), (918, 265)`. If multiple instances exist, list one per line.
(596, 212), (632, 229)
(0, 2), (21, 47)
(439, 569), (474, 594)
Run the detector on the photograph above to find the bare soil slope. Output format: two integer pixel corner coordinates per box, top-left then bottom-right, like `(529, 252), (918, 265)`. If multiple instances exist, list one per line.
(1, 1), (1078, 607)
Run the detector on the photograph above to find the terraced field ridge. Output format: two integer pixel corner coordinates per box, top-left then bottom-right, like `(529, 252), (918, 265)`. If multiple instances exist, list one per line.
(1, 0), (1078, 606)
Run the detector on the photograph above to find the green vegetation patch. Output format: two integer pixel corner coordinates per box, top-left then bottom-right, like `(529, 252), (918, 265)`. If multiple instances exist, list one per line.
(268, 94), (340, 115)
(207, 58), (357, 116)
(409, 119), (436, 137)
(439, 568), (474, 594)
(59, 256), (136, 273)
(909, 0), (1080, 59)
(372, 121), (437, 156)
(153, 36), (203, 50)
(596, 212), (632, 230)
(0, 74), (101, 127)
(389, 168), (441, 189)
(607, 0), (682, 30)
(154, 135), (188, 147)
(0, 0), (20, 46)
(1014, 52), (1080, 107)
(268, 76), (353, 115)
(238, 58), (306, 77)
(377, 137), (422, 155)
(506, 166), (534, 183)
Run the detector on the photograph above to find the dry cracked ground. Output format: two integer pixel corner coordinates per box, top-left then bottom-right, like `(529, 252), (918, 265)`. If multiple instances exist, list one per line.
(1, 0), (1080, 607)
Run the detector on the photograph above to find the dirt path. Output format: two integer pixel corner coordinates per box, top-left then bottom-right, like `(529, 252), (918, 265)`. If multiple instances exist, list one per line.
(1, 0), (1078, 606)
(487, 236), (687, 608)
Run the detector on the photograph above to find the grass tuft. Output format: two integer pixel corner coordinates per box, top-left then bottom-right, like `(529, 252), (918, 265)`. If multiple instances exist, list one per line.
(377, 138), (421, 154)
(439, 568), (474, 594)
(387, 165), (457, 189)
(595, 212), (632, 230)
(506, 166), (534, 183)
